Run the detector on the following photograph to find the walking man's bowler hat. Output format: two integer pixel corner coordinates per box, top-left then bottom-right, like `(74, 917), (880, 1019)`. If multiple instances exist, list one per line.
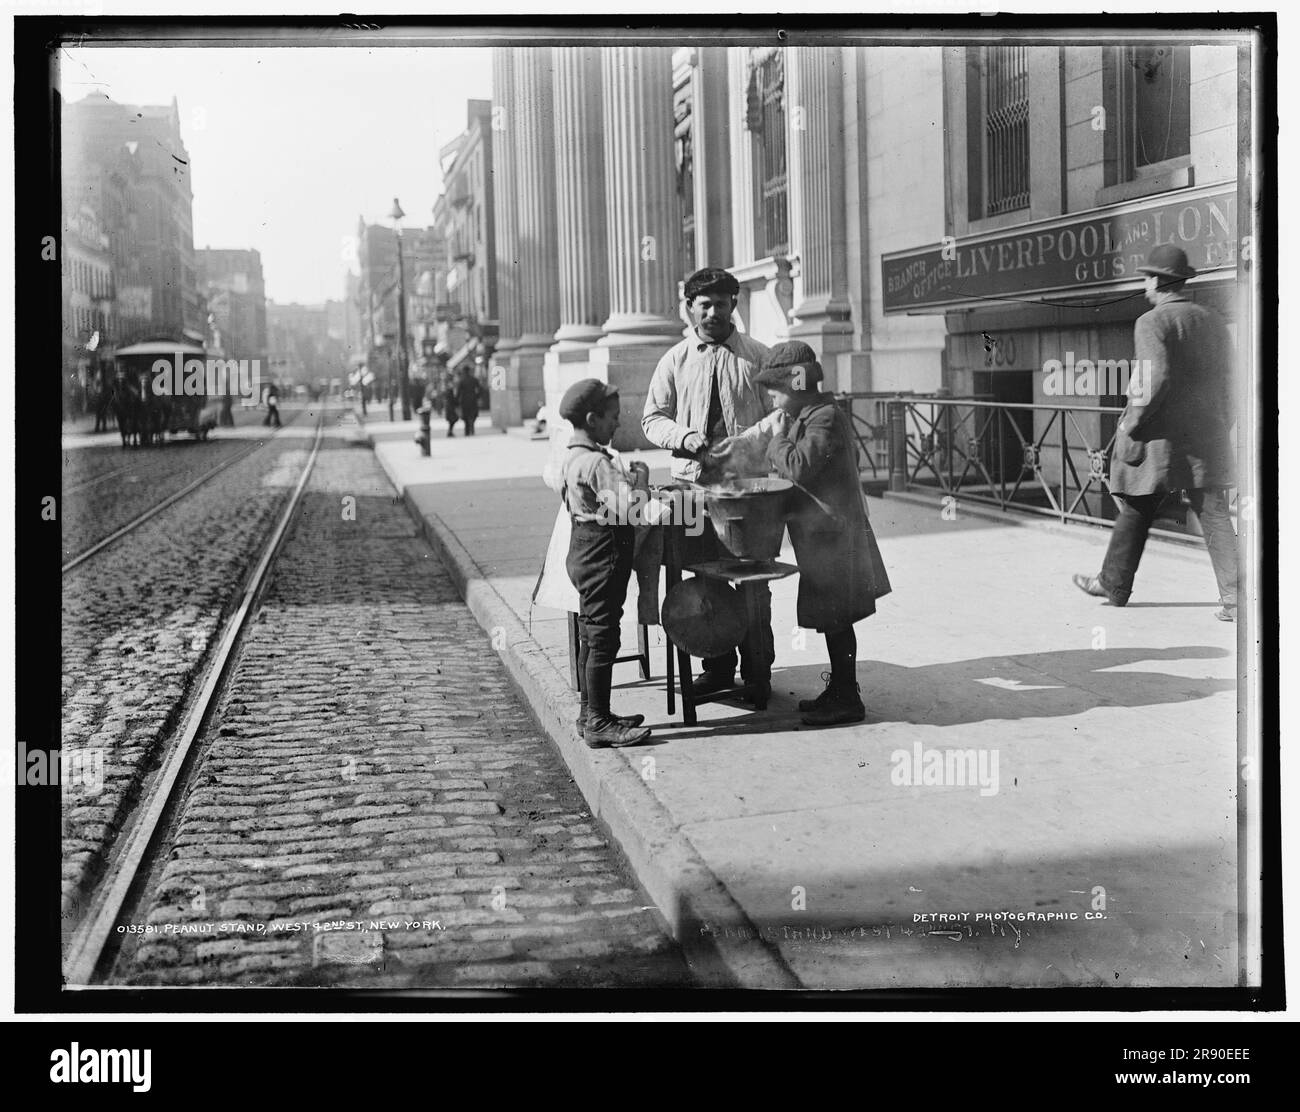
(1137, 244), (1198, 281)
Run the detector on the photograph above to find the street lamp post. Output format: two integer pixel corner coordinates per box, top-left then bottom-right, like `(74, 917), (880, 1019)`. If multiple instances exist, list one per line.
(389, 197), (412, 421)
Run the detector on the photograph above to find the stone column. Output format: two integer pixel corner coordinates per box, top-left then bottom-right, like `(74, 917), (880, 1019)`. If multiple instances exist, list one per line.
(692, 46), (733, 267)
(598, 45), (683, 342)
(489, 47), (521, 427)
(508, 46), (560, 423)
(544, 47), (610, 422)
(785, 46), (855, 359)
(589, 45), (683, 449)
(551, 46), (608, 348)
(727, 46), (757, 266)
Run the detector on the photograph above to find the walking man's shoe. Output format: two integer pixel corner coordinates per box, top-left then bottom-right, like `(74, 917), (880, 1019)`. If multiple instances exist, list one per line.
(583, 716), (652, 749)
(691, 670), (738, 697)
(1072, 573), (1124, 605)
(1214, 606), (1236, 622)
(800, 682), (866, 727)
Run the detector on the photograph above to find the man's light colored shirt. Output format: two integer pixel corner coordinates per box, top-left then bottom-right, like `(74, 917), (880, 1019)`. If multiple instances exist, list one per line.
(642, 327), (773, 481)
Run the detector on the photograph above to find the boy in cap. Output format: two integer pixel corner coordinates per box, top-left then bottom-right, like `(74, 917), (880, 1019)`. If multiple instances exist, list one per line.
(713, 341), (891, 726)
(559, 378), (653, 748)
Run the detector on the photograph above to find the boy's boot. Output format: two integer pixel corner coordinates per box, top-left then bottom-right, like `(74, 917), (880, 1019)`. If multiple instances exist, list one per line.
(798, 671), (836, 712)
(576, 699), (645, 735)
(582, 666), (651, 748)
(800, 680), (865, 727)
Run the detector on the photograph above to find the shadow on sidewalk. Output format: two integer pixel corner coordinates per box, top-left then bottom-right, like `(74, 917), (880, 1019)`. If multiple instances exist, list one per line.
(776, 645), (1232, 728)
(631, 646), (1230, 738)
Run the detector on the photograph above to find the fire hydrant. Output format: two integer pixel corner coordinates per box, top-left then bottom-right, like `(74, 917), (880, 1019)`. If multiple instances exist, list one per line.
(415, 404), (432, 456)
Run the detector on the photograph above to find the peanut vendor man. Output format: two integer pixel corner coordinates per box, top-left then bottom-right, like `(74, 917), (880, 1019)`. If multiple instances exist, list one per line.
(641, 266), (775, 704)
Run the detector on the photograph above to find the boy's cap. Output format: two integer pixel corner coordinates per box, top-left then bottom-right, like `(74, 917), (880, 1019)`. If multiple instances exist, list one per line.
(559, 378), (619, 424)
(754, 341), (824, 390)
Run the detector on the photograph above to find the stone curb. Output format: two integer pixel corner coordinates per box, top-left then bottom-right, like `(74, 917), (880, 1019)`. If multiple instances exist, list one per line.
(357, 413), (802, 990)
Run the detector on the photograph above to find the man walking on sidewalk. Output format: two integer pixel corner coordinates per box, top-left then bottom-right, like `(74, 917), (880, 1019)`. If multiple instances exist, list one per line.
(642, 267), (775, 704)
(1073, 245), (1238, 620)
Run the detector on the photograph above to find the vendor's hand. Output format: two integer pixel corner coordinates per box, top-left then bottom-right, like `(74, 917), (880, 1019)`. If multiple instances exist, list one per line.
(681, 431), (708, 455)
(627, 460), (650, 489)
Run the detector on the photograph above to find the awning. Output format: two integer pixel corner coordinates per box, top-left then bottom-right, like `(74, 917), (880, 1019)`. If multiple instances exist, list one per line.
(446, 340), (475, 371)
(115, 339), (207, 357)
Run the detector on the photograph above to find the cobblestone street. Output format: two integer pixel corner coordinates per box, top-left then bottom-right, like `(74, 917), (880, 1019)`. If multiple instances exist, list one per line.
(61, 414), (313, 915)
(112, 428), (692, 987)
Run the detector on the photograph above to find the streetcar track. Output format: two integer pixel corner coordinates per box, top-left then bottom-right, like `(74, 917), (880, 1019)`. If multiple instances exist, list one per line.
(63, 406), (329, 987)
(60, 410), (307, 575)
(63, 461), (134, 496)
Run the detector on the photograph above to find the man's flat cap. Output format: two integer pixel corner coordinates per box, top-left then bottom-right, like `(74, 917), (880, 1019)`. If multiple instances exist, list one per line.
(684, 267), (741, 301)
(754, 340), (824, 390)
(559, 378), (619, 424)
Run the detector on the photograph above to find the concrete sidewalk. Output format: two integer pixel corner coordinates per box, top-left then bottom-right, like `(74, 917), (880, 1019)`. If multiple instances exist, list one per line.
(357, 414), (1240, 991)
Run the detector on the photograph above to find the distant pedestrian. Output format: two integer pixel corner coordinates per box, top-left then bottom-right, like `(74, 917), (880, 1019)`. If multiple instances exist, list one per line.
(263, 383), (282, 428)
(442, 372), (459, 436)
(1072, 245), (1238, 620)
(456, 366), (480, 436)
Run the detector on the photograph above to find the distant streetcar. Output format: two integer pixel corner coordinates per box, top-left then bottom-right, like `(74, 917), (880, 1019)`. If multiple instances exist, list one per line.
(110, 339), (223, 447)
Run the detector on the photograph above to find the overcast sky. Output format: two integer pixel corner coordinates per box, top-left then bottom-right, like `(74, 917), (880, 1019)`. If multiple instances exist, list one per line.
(58, 46), (494, 305)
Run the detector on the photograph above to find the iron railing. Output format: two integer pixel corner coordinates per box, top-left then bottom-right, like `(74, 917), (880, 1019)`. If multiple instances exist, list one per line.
(833, 392), (957, 480)
(886, 396), (1122, 526)
(876, 395), (1239, 536)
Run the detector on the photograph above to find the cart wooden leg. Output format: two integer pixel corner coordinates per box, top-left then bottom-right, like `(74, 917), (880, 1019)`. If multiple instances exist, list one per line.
(637, 623), (650, 679)
(666, 631), (676, 715)
(677, 644), (697, 726)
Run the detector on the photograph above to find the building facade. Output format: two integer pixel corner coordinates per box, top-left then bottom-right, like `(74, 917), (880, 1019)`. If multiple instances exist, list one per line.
(490, 41), (1249, 465)
(267, 301), (351, 394)
(63, 93), (203, 347)
(490, 44), (952, 448)
(882, 42), (1247, 520)
(354, 219), (445, 404)
(196, 248), (268, 366)
(434, 99), (499, 398)
(60, 201), (116, 416)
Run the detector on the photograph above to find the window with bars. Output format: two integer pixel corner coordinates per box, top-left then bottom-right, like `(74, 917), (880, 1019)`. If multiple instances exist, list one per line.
(1111, 44), (1192, 179)
(979, 46), (1031, 217)
(747, 48), (789, 258)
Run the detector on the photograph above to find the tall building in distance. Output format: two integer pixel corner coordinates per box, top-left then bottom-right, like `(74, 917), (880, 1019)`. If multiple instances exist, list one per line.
(196, 248), (268, 366)
(353, 218), (446, 403)
(434, 99), (498, 389)
(266, 301), (350, 394)
(60, 197), (116, 416)
(62, 92), (202, 346)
